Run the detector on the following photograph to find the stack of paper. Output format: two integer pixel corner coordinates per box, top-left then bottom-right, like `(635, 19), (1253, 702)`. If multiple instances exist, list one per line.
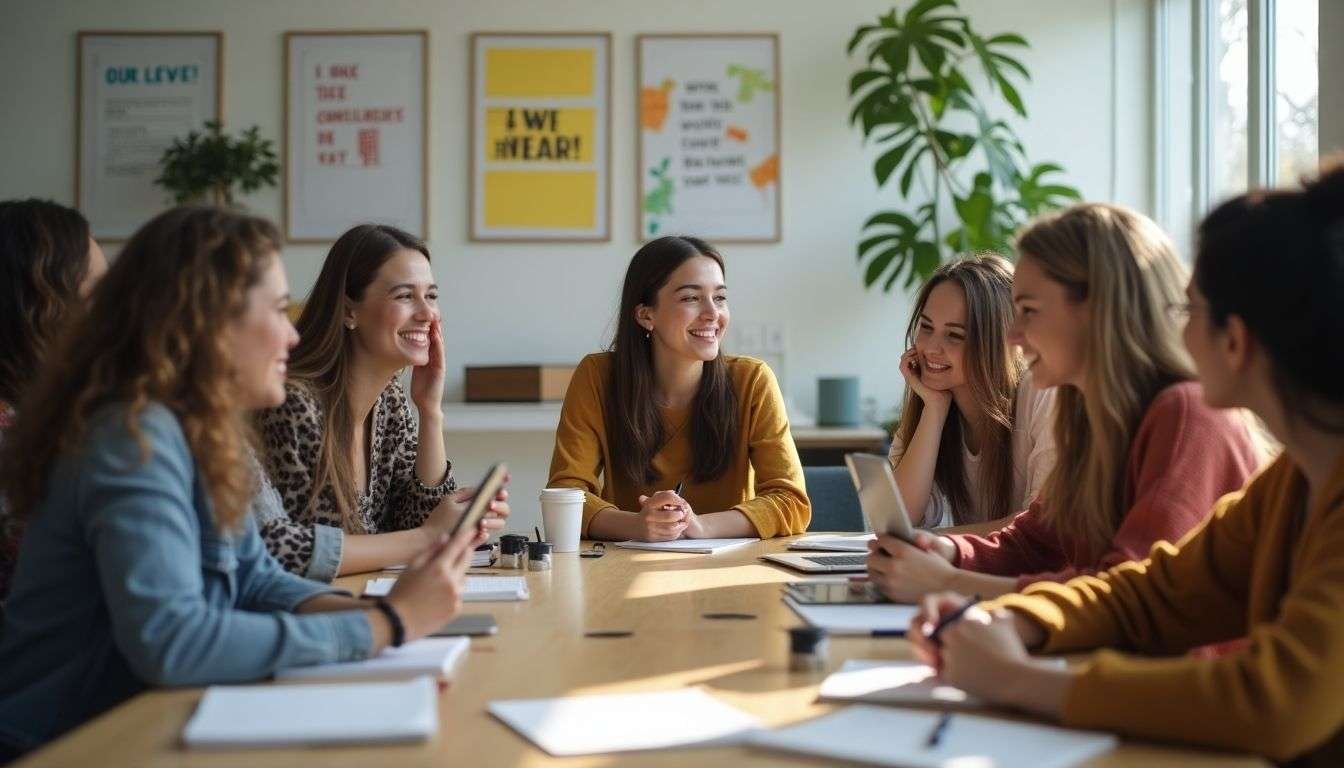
(182, 676), (437, 748)
(274, 636), (469, 681)
(784, 596), (918, 635)
(615, 538), (758, 554)
(489, 688), (762, 755)
(749, 705), (1118, 768)
(788, 534), (875, 552)
(364, 575), (529, 602)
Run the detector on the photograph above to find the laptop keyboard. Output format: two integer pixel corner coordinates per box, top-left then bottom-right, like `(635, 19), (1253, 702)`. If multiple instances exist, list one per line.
(803, 554), (868, 567)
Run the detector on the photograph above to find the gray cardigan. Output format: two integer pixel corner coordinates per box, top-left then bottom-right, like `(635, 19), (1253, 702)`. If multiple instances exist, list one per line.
(0, 403), (372, 753)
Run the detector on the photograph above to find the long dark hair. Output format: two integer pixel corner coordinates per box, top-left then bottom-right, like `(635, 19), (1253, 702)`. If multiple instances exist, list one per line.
(282, 223), (429, 528)
(0, 199), (94, 405)
(607, 236), (738, 486)
(2, 206), (279, 527)
(1195, 158), (1344, 434)
(894, 254), (1019, 524)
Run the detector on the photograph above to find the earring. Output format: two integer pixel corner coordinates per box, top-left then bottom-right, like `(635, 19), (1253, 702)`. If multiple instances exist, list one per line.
(644, 329), (652, 340)
(346, 320), (356, 330)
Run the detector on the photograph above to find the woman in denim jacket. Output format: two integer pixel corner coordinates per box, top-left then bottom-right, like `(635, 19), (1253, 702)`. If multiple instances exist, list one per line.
(0, 207), (487, 760)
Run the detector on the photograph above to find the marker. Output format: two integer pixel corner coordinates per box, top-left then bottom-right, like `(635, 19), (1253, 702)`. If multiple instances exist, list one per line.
(925, 594), (981, 645)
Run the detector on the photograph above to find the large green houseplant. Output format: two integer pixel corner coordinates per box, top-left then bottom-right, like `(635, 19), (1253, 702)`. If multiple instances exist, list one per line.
(848, 0), (1082, 291)
(155, 120), (279, 207)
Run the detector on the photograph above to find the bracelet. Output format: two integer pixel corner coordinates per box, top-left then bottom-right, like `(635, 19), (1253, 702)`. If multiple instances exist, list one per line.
(371, 598), (405, 648)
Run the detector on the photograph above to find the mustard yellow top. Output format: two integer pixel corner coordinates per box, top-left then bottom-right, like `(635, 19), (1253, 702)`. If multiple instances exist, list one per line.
(989, 453), (1344, 765)
(547, 353), (810, 538)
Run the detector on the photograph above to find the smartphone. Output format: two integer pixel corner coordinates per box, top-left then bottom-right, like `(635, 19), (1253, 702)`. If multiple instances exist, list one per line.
(430, 613), (499, 637)
(450, 462), (509, 537)
(785, 581), (889, 605)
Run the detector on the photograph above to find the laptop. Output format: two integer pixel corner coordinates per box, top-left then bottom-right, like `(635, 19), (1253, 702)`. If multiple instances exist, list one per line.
(762, 453), (917, 573)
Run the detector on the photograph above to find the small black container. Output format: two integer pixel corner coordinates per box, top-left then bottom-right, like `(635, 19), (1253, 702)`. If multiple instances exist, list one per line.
(788, 626), (829, 671)
(499, 534), (529, 569)
(526, 540), (554, 571)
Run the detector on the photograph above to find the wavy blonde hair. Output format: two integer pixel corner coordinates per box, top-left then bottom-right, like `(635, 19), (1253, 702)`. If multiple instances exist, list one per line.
(1018, 203), (1196, 557)
(0, 206), (280, 529)
(895, 254), (1021, 524)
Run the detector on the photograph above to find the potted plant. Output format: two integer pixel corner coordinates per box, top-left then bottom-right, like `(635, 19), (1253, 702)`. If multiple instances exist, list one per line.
(847, 0), (1083, 291)
(155, 119), (279, 207)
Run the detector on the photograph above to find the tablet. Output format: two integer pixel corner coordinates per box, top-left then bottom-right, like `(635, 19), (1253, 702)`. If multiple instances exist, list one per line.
(843, 453), (917, 544)
(450, 462), (509, 537)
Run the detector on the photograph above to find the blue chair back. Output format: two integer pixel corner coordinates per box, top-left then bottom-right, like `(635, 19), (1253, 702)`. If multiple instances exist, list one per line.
(802, 465), (866, 532)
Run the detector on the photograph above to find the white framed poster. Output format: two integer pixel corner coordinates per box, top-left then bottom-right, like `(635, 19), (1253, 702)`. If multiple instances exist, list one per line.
(285, 30), (428, 242)
(77, 31), (222, 241)
(470, 32), (611, 242)
(637, 34), (781, 242)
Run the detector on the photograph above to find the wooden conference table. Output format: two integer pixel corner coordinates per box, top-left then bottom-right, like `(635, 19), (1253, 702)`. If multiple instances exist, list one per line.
(18, 537), (1265, 767)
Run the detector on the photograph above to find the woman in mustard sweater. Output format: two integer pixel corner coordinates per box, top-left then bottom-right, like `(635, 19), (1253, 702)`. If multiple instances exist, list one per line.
(548, 235), (809, 541)
(908, 163), (1344, 765)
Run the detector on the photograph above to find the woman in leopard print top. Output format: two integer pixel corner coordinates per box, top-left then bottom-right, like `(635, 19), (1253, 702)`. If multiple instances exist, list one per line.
(256, 224), (507, 581)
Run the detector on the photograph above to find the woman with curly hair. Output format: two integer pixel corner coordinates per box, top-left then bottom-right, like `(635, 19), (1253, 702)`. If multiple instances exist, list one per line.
(0, 207), (483, 760)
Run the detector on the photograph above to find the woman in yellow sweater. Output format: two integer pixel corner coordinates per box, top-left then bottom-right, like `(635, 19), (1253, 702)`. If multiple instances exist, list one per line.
(908, 162), (1344, 765)
(548, 235), (809, 541)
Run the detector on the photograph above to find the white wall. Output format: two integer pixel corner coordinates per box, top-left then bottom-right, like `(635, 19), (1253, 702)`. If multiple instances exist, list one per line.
(0, 0), (1153, 420)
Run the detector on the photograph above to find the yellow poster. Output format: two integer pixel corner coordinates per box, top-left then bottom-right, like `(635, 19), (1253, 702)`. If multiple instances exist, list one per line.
(473, 34), (609, 240)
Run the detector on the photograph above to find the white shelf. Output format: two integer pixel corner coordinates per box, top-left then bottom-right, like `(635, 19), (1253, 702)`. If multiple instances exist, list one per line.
(442, 401), (562, 432)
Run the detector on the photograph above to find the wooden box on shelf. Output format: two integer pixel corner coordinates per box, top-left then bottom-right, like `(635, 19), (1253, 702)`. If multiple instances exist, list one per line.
(464, 365), (576, 402)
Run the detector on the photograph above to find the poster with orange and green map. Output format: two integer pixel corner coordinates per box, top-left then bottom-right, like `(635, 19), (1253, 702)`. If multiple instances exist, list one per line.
(637, 34), (780, 242)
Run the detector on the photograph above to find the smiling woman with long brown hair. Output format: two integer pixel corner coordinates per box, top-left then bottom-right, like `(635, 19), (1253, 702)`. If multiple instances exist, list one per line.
(256, 223), (508, 580)
(0, 207), (481, 760)
(547, 235), (809, 542)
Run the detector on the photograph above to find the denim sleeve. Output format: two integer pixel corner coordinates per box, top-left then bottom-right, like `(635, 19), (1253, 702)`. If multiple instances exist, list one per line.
(233, 514), (346, 612)
(81, 406), (372, 686)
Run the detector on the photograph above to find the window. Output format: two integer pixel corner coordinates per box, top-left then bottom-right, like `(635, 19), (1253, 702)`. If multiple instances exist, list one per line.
(1154, 0), (1320, 254)
(1274, 0), (1319, 184)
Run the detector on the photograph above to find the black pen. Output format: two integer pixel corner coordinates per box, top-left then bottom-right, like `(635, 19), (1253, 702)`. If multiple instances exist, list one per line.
(925, 594), (982, 644)
(673, 478), (685, 497)
(924, 711), (953, 748)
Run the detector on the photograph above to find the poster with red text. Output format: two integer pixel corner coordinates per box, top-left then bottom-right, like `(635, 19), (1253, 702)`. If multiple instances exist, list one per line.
(285, 31), (427, 241)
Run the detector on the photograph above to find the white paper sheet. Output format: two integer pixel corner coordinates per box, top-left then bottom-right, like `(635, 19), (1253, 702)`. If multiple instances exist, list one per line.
(819, 659), (980, 707)
(488, 688), (762, 756)
(274, 636), (468, 681)
(615, 538), (758, 554)
(364, 575), (529, 601)
(183, 676), (437, 747)
(749, 704), (1118, 768)
(784, 596), (918, 635)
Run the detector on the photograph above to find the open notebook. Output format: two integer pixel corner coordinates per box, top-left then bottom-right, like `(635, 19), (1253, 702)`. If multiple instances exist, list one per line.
(182, 676), (437, 748)
(750, 704), (1117, 768)
(784, 596), (918, 635)
(274, 636), (469, 682)
(818, 659), (1069, 708)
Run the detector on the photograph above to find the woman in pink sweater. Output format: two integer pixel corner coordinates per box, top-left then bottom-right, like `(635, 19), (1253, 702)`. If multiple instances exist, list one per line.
(867, 203), (1263, 601)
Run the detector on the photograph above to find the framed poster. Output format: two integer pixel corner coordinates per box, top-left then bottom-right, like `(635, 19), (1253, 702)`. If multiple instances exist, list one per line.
(637, 34), (780, 242)
(285, 30), (428, 242)
(470, 32), (611, 242)
(77, 31), (222, 240)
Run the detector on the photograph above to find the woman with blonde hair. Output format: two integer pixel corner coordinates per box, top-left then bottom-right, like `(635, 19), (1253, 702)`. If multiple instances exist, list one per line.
(867, 203), (1262, 601)
(890, 254), (1056, 528)
(257, 224), (507, 579)
(0, 207), (482, 759)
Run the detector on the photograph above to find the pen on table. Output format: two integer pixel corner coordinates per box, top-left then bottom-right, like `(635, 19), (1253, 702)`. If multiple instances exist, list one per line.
(924, 711), (953, 748)
(925, 594), (982, 645)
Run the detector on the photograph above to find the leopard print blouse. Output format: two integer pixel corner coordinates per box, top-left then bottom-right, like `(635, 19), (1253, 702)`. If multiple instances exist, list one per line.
(256, 380), (454, 579)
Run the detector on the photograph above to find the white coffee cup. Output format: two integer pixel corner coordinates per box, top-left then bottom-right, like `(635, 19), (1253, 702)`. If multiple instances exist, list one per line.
(538, 488), (585, 553)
